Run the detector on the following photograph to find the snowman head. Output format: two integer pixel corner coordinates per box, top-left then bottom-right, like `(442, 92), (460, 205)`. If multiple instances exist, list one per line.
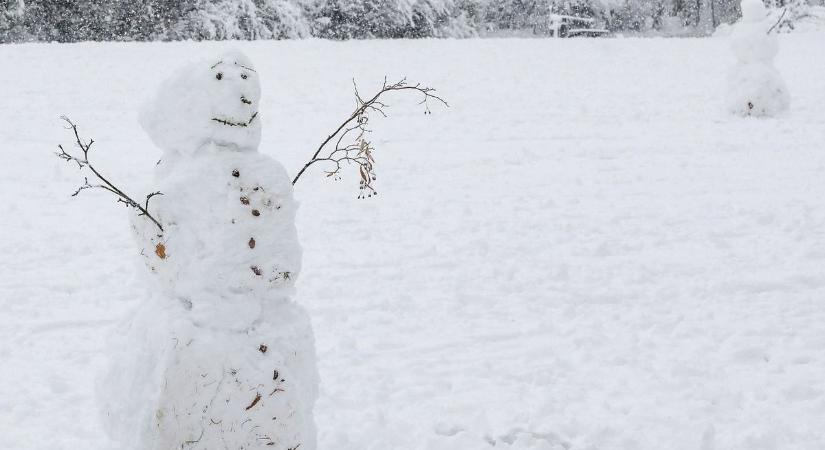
(140, 50), (262, 155)
(740, 0), (767, 23)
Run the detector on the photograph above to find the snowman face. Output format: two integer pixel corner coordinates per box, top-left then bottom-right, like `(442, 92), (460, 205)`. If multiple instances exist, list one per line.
(140, 50), (263, 155)
(204, 53), (263, 151)
(208, 59), (261, 132)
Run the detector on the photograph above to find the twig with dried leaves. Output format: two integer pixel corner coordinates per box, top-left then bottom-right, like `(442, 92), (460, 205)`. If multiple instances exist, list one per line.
(55, 116), (164, 232)
(291, 77), (448, 198)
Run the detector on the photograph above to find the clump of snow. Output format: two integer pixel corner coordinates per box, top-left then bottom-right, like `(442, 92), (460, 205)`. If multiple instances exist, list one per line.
(101, 50), (318, 450)
(726, 0), (790, 117)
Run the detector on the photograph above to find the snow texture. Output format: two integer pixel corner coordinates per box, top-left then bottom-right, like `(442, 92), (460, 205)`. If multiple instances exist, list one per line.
(726, 0), (790, 117)
(1, 36), (825, 450)
(102, 50), (317, 450)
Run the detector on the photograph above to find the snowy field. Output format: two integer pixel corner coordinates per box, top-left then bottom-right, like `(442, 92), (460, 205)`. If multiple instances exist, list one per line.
(2, 35), (825, 450)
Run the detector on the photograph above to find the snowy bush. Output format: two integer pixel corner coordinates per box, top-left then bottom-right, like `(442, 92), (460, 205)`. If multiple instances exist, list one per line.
(171, 0), (314, 40)
(311, 0), (464, 39)
(1, 0), (768, 41)
(604, 0), (667, 31)
(0, 0), (24, 39)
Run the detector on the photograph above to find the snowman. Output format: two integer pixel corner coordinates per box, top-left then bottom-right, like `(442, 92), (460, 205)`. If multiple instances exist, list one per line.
(99, 50), (318, 450)
(726, 0), (790, 117)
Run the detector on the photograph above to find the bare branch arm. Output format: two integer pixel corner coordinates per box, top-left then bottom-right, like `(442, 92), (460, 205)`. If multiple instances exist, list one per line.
(767, 8), (787, 34)
(291, 78), (448, 193)
(55, 116), (164, 232)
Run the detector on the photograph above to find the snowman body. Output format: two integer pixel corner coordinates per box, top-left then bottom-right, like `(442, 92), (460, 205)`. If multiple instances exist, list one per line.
(138, 149), (304, 330)
(726, 0), (790, 116)
(103, 51), (318, 450)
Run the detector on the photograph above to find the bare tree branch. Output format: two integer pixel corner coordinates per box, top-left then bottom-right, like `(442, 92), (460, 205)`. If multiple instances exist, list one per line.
(55, 116), (164, 232)
(291, 77), (448, 198)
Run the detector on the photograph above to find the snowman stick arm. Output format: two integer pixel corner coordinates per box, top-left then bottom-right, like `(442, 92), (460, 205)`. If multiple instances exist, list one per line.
(291, 78), (447, 186)
(292, 100), (372, 185)
(56, 116), (165, 232)
(766, 8), (787, 34)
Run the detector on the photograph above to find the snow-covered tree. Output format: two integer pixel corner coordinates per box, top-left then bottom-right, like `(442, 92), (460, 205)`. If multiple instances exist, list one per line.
(0, 0), (25, 41)
(0, 0), (790, 41)
(312, 0), (462, 38)
(171, 0), (313, 40)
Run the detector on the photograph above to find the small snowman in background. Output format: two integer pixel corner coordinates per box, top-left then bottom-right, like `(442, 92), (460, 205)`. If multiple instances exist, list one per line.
(100, 50), (318, 450)
(726, 0), (790, 117)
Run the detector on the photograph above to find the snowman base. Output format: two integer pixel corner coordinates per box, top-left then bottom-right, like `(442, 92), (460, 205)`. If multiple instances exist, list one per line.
(150, 317), (316, 450)
(727, 62), (790, 117)
(100, 295), (318, 450)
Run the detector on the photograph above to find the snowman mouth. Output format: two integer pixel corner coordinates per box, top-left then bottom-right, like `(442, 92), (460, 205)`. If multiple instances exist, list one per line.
(212, 112), (258, 128)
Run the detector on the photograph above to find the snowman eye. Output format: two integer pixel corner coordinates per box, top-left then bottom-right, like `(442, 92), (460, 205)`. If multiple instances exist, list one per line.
(241, 73), (248, 80)
(216, 72), (223, 80)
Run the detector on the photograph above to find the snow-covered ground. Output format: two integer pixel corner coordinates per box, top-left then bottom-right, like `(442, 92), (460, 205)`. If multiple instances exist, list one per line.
(2, 35), (825, 450)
